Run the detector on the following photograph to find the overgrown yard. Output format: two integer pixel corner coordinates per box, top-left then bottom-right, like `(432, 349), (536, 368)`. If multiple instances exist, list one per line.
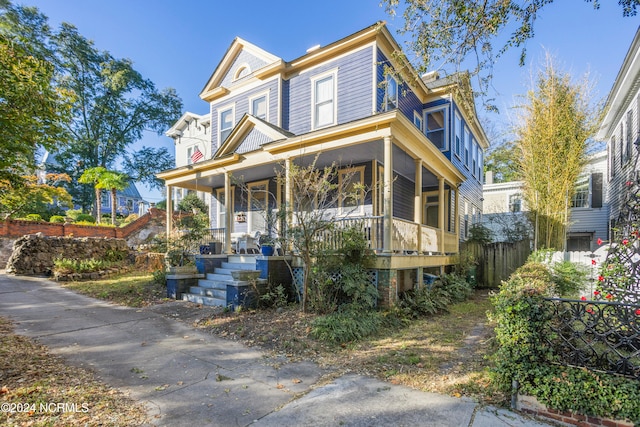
(195, 289), (502, 404)
(0, 317), (149, 427)
(1, 272), (503, 427)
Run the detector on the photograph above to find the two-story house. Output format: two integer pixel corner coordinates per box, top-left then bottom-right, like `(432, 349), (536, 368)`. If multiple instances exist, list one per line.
(482, 151), (609, 251)
(597, 26), (640, 233)
(158, 22), (489, 301)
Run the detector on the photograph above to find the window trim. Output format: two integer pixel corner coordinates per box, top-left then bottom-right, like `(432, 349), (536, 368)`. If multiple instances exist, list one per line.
(424, 106), (449, 152)
(218, 105), (234, 145)
(215, 186), (235, 228)
(464, 126), (470, 169)
(383, 74), (398, 111)
(508, 193), (522, 213)
(311, 69), (338, 130)
(413, 111), (423, 132)
(233, 63), (251, 81)
(249, 91), (269, 121)
(454, 111), (462, 159)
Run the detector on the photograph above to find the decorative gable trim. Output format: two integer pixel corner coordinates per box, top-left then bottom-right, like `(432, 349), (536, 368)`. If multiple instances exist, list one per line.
(214, 114), (292, 159)
(200, 37), (283, 102)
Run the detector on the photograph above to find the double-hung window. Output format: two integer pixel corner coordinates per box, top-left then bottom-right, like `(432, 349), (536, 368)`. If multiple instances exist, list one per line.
(509, 194), (522, 213)
(312, 71), (336, 129)
(219, 107), (233, 144)
(384, 75), (398, 111)
(454, 112), (462, 158)
(425, 107), (447, 150)
(250, 94), (267, 120)
(413, 111), (423, 131)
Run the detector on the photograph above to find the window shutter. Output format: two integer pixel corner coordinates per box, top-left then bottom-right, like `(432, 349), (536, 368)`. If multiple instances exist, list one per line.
(591, 172), (603, 208)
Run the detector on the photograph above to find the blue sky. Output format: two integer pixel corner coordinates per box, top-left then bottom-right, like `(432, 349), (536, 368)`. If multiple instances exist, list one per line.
(19, 1), (640, 202)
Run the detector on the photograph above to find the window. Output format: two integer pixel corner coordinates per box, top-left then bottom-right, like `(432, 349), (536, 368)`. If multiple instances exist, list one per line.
(187, 146), (194, 165)
(219, 107), (233, 144)
(384, 75), (398, 111)
(101, 191), (110, 208)
(234, 64), (251, 80)
(126, 199), (133, 210)
(216, 187), (235, 228)
(472, 140), (477, 177)
(509, 194), (522, 213)
(478, 149), (483, 182)
(425, 108), (447, 150)
(250, 94), (267, 120)
(312, 71), (336, 129)
(464, 127), (470, 167)
(454, 112), (462, 157)
(119, 197), (125, 207)
(627, 110), (633, 160)
(571, 177), (589, 208)
(339, 166), (365, 214)
(413, 111), (423, 131)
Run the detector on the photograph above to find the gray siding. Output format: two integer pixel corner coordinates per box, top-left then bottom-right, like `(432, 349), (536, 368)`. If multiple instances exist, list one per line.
(236, 128), (271, 154)
(220, 50), (270, 88)
(288, 46), (374, 135)
(210, 79), (279, 150)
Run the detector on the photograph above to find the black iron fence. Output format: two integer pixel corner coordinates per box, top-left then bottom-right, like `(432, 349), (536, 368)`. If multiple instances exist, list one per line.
(543, 297), (640, 379)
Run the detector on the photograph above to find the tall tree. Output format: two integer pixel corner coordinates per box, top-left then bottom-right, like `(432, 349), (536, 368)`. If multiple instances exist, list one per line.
(514, 55), (601, 250)
(49, 22), (182, 209)
(383, 0), (639, 109)
(0, 2), (71, 191)
(484, 142), (519, 183)
(0, 173), (72, 219)
(123, 146), (174, 191)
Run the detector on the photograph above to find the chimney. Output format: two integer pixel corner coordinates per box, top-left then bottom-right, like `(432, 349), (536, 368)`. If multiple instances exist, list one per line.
(485, 171), (493, 185)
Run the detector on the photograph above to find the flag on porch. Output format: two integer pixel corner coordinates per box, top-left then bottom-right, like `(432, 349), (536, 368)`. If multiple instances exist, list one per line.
(191, 147), (204, 163)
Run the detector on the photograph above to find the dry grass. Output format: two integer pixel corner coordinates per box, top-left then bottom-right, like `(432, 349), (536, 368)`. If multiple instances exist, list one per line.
(195, 289), (505, 404)
(61, 272), (166, 307)
(0, 317), (149, 427)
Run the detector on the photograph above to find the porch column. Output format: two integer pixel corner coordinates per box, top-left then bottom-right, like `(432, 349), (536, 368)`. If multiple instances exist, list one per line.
(438, 177), (445, 254)
(166, 185), (173, 236)
(414, 159), (423, 252)
(454, 186), (460, 253)
(224, 171), (232, 254)
(285, 158), (293, 227)
(383, 136), (393, 253)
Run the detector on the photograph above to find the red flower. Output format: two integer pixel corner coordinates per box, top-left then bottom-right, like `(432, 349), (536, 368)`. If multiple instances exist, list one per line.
(591, 259), (596, 265)
(597, 238), (603, 245)
(626, 181), (633, 186)
(598, 275), (605, 282)
(635, 309), (640, 316)
(587, 308), (595, 315)
(594, 290), (601, 296)
(580, 296), (587, 301)
(606, 293), (613, 300)
(623, 239), (629, 245)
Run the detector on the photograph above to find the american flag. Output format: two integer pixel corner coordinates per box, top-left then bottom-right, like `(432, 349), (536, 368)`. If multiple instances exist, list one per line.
(191, 147), (204, 163)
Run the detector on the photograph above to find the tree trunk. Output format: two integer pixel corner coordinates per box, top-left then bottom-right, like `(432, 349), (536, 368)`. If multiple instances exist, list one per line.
(111, 188), (117, 225)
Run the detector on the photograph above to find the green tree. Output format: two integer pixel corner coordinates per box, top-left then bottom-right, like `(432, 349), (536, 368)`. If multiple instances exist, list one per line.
(78, 166), (107, 222)
(0, 173), (73, 219)
(484, 142), (519, 183)
(98, 170), (130, 225)
(514, 55), (601, 250)
(0, 2), (71, 191)
(383, 0), (639, 109)
(123, 146), (174, 191)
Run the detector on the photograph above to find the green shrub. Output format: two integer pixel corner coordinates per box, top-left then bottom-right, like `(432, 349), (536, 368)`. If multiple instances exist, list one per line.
(53, 258), (112, 274)
(311, 309), (384, 343)
(49, 215), (66, 223)
(398, 273), (473, 319)
(152, 269), (166, 285)
(75, 213), (95, 223)
(259, 283), (290, 308)
(25, 214), (43, 221)
(551, 260), (588, 297)
(65, 209), (83, 221)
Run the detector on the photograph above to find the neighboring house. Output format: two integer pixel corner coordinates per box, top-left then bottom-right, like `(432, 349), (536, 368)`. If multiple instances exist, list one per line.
(40, 150), (148, 216)
(159, 22), (490, 295)
(165, 112), (213, 221)
(596, 26), (640, 231)
(482, 151), (609, 251)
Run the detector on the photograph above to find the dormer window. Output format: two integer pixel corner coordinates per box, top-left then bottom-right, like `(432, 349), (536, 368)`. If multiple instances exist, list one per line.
(234, 64), (251, 81)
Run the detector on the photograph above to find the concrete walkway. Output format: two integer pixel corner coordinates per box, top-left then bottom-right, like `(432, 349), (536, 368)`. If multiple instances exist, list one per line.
(0, 273), (551, 427)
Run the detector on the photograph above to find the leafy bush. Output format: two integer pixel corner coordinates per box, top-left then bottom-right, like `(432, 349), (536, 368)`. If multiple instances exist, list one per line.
(65, 209), (83, 221)
(53, 258), (112, 274)
(152, 269), (166, 285)
(311, 309), (385, 343)
(398, 273), (473, 319)
(490, 260), (640, 423)
(467, 223), (493, 244)
(25, 214), (43, 221)
(259, 283), (290, 308)
(49, 215), (66, 223)
(105, 249), (128, 262)
(550, 260), (588, 297)
(74, 213), (95, 223)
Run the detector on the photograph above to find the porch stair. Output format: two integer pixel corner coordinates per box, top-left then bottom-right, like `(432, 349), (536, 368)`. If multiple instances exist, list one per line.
(182, 255), (260, 308)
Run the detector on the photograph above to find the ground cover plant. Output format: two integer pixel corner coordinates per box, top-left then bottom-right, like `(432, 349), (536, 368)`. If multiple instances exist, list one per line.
(61, 272), (166, 307)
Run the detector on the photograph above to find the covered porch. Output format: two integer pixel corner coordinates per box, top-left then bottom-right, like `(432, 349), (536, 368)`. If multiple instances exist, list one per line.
(158, 111), (464, 273)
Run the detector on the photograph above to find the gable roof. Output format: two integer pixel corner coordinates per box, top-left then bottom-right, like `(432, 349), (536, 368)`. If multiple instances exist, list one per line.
(200, 38), (284, 102)
(165, 112), (209, 138)
(213, 114), (293, 159)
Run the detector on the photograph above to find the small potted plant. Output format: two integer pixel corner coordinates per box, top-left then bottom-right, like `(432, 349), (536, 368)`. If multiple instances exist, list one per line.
(259, 234), (275, 256)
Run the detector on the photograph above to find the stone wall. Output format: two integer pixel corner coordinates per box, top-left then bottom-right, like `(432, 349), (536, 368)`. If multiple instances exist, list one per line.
(0, 237), (15, 268)
(6, 234), (129, 276)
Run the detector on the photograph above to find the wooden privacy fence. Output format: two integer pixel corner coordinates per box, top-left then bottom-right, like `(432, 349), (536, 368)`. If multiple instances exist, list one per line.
(462, 240), (531, 288)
